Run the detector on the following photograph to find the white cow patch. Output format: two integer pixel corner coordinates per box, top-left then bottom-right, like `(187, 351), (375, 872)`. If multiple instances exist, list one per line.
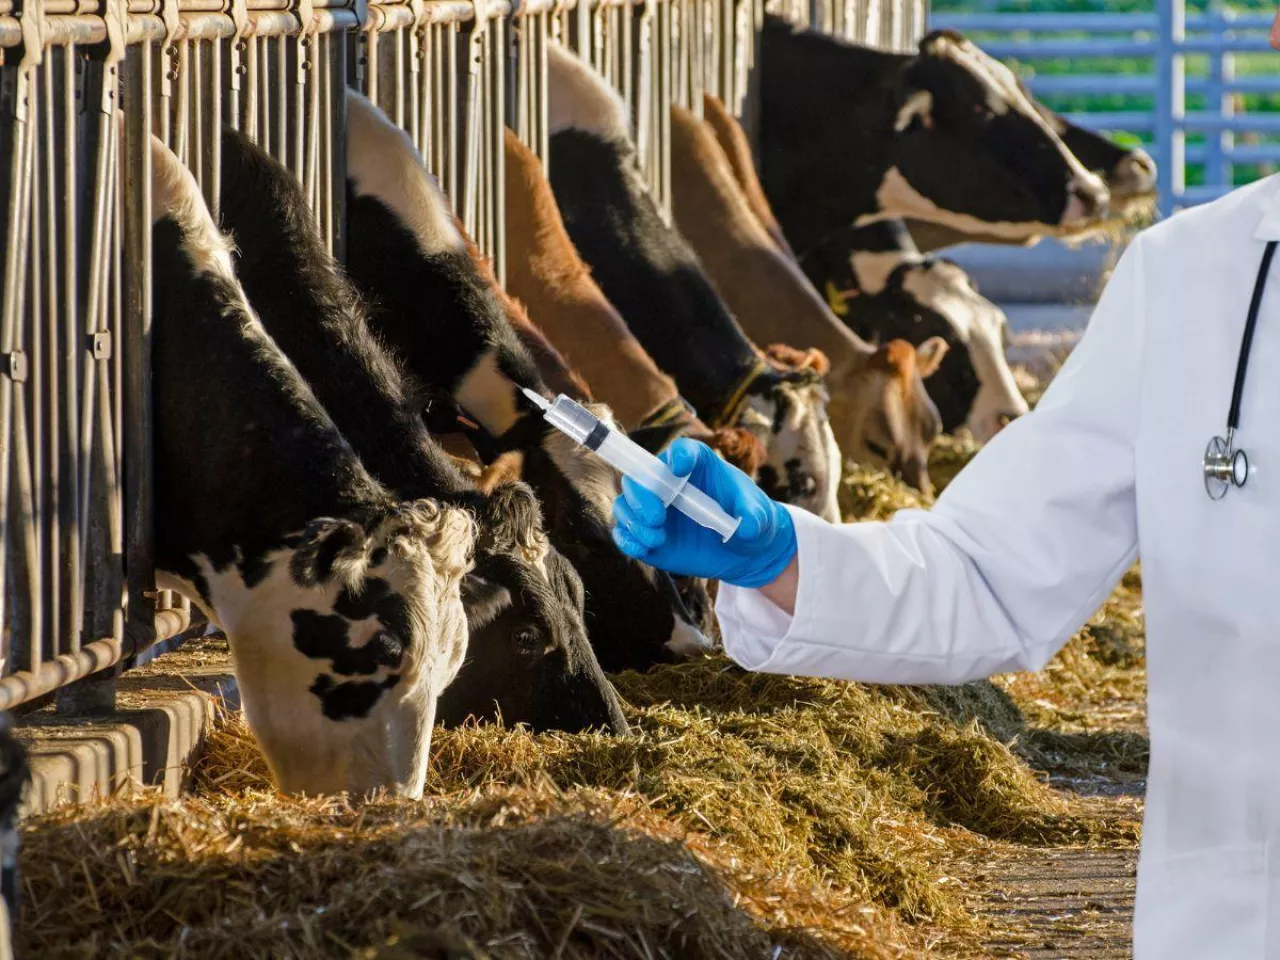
(345, 89), (465, 255)
(151, 138), (238, 282)
(547, 42), (632, 141)
(863, 167), (1053, 243)
(900, 261), (1029, 442)
(457, 350), (523, 437)
(850, 248), (911, 295)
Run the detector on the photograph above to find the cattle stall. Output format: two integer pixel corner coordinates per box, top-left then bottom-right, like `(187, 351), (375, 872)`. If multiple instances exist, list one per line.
(0, 0), (923, 724)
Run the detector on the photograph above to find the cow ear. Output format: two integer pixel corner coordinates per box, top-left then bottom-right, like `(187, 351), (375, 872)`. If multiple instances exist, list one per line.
(289, 518), (368, 587)
(916, 336), (950, 379)
(477, 450), (525, 493)
(893, 89), (934, 133)
(461, 574), (513, 630)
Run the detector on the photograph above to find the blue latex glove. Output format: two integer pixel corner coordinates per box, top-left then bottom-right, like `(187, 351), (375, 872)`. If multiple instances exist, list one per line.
(611, 438), (797, 588)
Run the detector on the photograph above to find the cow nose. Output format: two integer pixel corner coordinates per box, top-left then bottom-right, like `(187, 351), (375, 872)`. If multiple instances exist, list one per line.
(893, 456), (933, 498)
(1062, 174), (1109, 224)
(1111, 149), (1157, 198)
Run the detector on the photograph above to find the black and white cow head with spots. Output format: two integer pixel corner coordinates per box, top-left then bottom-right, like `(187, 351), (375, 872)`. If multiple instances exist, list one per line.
(236, 501), (475, 794)
(759, 18), (1111, 256)
(149, 136), (475, 798)
(883, 30), (1110, 239)
(813, 222), (1029, 444)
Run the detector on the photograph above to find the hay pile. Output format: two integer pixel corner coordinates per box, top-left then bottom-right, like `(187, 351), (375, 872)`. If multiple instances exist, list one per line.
(19, 643), (1140, 959)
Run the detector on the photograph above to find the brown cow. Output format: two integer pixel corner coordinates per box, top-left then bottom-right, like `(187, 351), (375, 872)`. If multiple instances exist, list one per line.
(700, 93), (794, 260)
(503, 129), (688, 432)
(669, 101), (948, 492)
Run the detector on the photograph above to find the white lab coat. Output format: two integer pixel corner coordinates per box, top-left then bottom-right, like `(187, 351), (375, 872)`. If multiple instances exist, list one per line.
(717, 174), (1280, 959)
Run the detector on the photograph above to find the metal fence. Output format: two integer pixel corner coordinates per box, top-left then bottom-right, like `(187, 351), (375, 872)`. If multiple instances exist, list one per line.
(0, 0), (919, 719)
(930, 1), (1280, 216)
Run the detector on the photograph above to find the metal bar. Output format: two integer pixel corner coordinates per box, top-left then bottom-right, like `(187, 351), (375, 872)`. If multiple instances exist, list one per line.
(929, 10), (1275, 32)
(61, 45), (84, 654)
(0, 64), (38, 676)
(40, 53), (62, 671)
(0, 605), (188, 711)
(1027, 75), (1280, 97)
(1202, 3), (1232, 194)
(491, 11), (504, 282)
(1155, 0), (1185, 218)
(121, 40), (158, 661)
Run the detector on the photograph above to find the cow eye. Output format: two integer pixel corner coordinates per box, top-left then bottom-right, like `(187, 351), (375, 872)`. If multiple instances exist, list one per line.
(515, 629), (544, 656)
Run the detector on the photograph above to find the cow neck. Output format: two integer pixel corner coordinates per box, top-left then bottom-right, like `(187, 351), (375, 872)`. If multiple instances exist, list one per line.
(151, 219), (390, 575)
(218, 138), (473, 505)
(759, 16), (909, 255)
(547, 128), (765, 426)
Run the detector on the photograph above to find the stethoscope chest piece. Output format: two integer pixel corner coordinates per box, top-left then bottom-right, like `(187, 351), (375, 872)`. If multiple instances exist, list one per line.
(1204, 433), (1249, 500)
(1204, 239), (1278, 501)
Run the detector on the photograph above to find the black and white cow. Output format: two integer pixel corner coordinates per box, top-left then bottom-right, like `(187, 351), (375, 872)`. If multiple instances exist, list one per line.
(759, 17), (1110, 257)
(340, 89), (709, 674)
(216, 130), (629, 736)
(150, 137), (474, 797)
(544, 42), (844, 524)
(906, 92), (1157, 252)
(804, 220), (1028, 442)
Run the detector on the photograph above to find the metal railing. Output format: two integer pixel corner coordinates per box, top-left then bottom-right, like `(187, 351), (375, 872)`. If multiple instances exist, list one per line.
(930, 2), (1280, 216)
(0, 0), (922, 718)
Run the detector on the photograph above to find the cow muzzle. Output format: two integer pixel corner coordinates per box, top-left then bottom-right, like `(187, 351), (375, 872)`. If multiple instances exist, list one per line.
(1110, 149), (1157, 199)
(1061, 173), (1110, 225)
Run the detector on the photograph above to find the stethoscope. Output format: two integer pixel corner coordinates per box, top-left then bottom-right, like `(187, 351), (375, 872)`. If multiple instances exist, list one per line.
(1205, 239), (1279, 499)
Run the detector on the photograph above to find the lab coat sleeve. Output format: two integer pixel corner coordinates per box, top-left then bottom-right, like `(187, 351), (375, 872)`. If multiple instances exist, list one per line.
(716, 236), (1147, 685)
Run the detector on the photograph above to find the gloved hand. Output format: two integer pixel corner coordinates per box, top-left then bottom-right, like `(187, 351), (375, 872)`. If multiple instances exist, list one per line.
(611, 438), (797, 588)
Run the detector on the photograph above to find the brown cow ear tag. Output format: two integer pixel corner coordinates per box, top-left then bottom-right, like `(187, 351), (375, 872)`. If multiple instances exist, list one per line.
(824, 279), (858, 317)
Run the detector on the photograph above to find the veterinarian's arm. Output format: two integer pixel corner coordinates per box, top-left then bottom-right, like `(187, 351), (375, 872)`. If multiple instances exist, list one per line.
(713, 239), (1146, 684)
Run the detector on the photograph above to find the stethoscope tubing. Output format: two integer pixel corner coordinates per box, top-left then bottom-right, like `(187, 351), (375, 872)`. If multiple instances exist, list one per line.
(1206, 239), (1279, 499)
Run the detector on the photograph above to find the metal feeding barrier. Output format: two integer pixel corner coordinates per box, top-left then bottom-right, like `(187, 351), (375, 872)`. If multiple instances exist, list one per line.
(930, 1), (1280, 217)
(0, 0), (920, 719)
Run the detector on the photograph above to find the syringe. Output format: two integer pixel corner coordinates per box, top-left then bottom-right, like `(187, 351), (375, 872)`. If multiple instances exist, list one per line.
(523, 389), (742, 542)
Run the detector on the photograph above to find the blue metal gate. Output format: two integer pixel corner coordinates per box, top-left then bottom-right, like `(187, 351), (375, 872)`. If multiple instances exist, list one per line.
(931, 2), (1280, 217)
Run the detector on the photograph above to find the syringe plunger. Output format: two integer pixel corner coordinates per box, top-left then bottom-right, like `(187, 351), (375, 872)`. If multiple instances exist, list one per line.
(523, 389), (742, 542)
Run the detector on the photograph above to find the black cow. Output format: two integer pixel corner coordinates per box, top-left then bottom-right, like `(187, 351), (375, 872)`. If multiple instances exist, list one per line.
(339, 89), (709, 674)
(217, 130), (628, 736)
(804, 219), (1028, 442)
(759, 17), (1110, 259)
(544, 42), (844, 524)
(150, 137), (474, 797)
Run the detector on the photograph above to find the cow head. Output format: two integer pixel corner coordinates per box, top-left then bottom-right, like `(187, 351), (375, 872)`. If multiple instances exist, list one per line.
(439, 481), (629, 733)
(851, 339), (948, 495)
(869, 259), (1029, 442)
(738, 349), (843, 523)
(198, 500), (475, 798)
(883, 30), (1110, 240)
(1042, 108), (1156, 220)
(500, 405), (715, 672)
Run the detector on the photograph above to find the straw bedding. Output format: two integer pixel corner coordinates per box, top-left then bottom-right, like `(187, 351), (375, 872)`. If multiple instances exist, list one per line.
(16, 397), (1147, 959)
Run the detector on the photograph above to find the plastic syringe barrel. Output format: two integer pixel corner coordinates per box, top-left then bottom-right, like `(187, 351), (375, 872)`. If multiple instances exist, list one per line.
(525, 390), (742, 542)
